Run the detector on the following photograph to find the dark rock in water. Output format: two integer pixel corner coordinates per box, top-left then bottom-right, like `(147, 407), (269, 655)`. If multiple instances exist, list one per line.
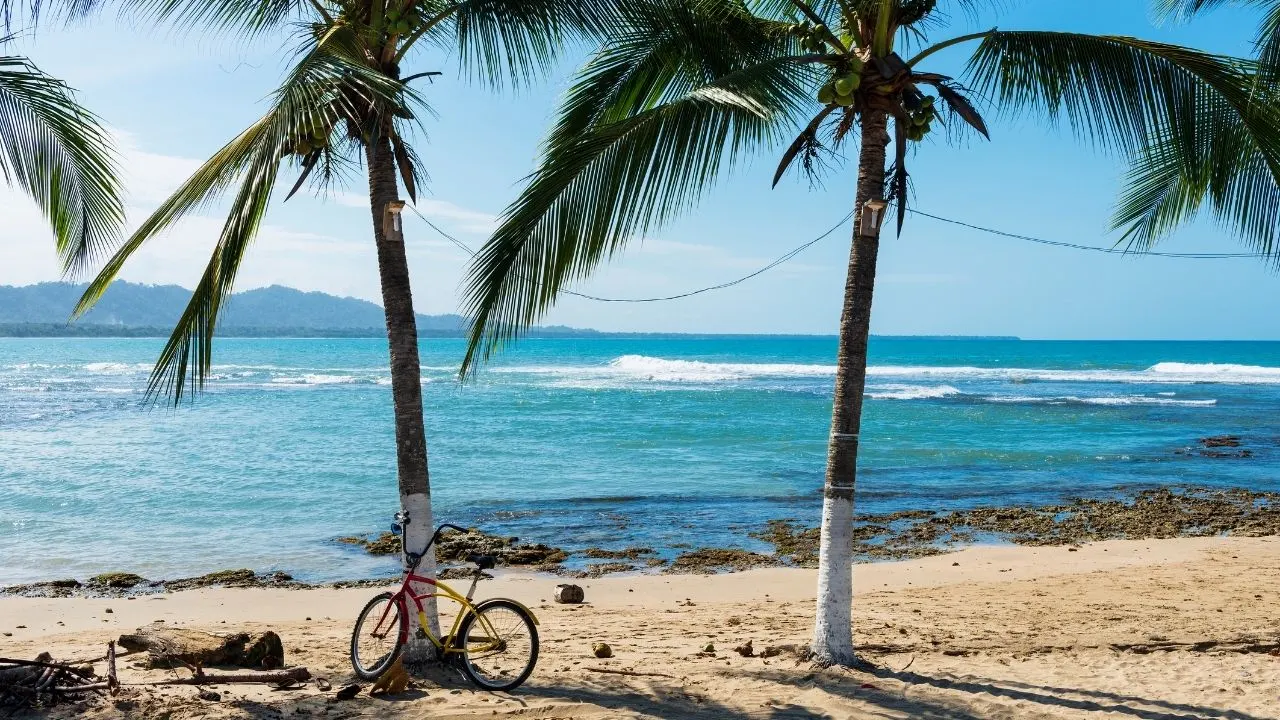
(89, 573), (147, 589)
(554, 584), (584, 604)
(0, 579), (82, 597)
(666, 549), (777, 574)
(165, 569), (296, 591)
(1186, 436), (1253, 458)
(437, 567), (492, 581)
(339, 528), (569, 566)
(585, 562), (636, 577)
(581, 547), (655, 561)
(751, 486), (1280, 561)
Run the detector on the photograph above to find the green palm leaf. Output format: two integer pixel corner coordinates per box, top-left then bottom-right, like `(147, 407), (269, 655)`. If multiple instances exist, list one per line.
(0, 41), (123, 274)
(966, 31), (1280, 254)
(75, 29), (414, 403)
(459, 0), (813, 372)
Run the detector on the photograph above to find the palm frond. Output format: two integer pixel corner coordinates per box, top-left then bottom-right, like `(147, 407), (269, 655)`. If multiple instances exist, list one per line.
(0, 48), (123, 274)
(966, 31), (1280, 254)
(1155, 0), (1280, 81)
(1114, 94), (1280, 259)
(115, 0), (309, 36)
(460, 45), (812, 374)
(75, 28), (414, 403)
(1, 0), (102, 29)
(426, 0), (631, 89)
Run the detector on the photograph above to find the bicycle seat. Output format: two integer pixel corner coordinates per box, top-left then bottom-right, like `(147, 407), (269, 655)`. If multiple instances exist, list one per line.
(466, 553), (496, 571)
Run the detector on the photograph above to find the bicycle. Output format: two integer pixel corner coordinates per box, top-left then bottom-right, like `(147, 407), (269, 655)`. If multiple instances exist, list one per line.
(349, 513), (540, 691)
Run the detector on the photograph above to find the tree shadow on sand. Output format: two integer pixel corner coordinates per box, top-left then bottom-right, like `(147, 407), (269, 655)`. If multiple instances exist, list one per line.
(511, 673), (989, 720)
(727, 662), (1274, 720)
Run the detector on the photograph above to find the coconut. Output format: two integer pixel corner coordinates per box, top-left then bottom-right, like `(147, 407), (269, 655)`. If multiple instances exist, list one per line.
(835, 92), (855, 107)
(835, 74), (859, 95)
(817, 84), (836, 105)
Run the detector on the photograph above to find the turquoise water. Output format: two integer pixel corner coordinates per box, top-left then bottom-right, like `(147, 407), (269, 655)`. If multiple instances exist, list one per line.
(2, 336), (1278, 585)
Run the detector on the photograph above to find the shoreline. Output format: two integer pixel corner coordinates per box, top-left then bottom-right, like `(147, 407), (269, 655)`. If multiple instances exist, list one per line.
(4, 535), (1278, 719)
(8, 483), (1276, 597)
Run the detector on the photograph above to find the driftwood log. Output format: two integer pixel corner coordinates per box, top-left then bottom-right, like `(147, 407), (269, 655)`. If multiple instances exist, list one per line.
(554, 584), (584, 604)
(118, 625), (284, 669)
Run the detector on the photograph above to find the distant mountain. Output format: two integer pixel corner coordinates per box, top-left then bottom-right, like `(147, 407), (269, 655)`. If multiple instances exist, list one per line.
(0, 282), (593, 338)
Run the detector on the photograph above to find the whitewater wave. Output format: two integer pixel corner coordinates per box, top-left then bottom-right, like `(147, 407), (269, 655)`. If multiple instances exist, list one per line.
(986, 395), (1217, 407)
(502, 354), (835, 383)
(498, 355), (1280, 387)
(868, 384), (961, 400)
(868, 362), (1280, 384)
(83, 362), (150, 374)
(269, 374), (362, 385)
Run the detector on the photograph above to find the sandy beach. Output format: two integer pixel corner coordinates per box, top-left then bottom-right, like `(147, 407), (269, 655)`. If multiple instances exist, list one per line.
(3, 536), (1278, 719)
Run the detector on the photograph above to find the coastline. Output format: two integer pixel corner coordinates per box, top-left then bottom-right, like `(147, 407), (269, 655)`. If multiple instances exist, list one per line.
(8, 484), (1276, 597)
(5, 536), (1277, 719)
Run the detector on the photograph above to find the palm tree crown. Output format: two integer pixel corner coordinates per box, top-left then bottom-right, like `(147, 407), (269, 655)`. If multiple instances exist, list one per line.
(460, 0), (1280, 369)
(70, 0), (623, 402)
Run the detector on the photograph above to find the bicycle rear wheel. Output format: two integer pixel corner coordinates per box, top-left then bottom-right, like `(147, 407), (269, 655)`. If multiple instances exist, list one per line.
(456, 599), (539, 691)
(350, 591), (406, 680)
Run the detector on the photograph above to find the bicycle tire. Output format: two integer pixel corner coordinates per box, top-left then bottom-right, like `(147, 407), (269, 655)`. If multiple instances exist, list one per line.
(350, 591), (406, 680)
(455, 598), (539, 691)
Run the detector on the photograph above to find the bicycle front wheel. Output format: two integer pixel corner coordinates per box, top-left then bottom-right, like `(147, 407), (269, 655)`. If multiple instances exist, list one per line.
(456, 599), (539, 691)
(350, 591), (406, 680)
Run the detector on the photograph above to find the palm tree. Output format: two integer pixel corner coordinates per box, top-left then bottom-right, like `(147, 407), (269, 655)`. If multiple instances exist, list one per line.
(459, 0), (1280, 666)
(70, 0), (621, 659)
(0, 30), (122, 274)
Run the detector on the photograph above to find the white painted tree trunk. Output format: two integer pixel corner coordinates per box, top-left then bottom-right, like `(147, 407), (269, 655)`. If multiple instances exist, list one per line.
(809, 111), (889, 666)
(811, 490), (855, 663)
(401, 490), (441, 663)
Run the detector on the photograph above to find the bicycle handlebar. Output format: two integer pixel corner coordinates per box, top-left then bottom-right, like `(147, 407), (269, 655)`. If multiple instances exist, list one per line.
(394, 515), (472, 570)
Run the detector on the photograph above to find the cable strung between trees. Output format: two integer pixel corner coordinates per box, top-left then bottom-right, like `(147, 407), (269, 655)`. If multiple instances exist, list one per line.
(406, 203), (855, 303)
(409, 201), (1269, 307)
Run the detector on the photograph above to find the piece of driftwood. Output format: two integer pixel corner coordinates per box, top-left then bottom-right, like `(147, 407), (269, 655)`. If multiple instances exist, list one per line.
(554, 584), (584, 604)
(118, 625), (284, 669)
(125, 666), (311, 687)
(1, 645), (118, 709)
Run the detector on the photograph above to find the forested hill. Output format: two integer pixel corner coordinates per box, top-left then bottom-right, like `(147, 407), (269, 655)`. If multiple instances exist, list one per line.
(0, 282), (590, 337)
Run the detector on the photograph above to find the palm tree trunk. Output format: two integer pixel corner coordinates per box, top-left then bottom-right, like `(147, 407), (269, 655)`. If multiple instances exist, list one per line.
(811, 110), (890, 666)
(365, 130), (440, 662)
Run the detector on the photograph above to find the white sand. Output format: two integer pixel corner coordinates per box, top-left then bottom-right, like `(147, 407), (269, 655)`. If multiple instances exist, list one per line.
(3, 536), (1278, 719)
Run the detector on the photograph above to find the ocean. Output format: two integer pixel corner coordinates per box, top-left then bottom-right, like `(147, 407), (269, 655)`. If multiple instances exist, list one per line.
(1, 336), (1278, 585)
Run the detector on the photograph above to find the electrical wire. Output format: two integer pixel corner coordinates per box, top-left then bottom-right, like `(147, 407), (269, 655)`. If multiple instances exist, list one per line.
(905, 208), (1268, 259)
(406, 204), (854, 303)
(404, 201), (1270, 306)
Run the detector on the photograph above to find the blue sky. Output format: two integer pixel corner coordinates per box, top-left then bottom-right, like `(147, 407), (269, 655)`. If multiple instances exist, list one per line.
(1, 0), (1276, 339)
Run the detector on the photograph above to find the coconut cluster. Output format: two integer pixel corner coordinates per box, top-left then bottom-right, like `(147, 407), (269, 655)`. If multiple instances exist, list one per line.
(384, 5), (424, 36)
(904, 96), (936, 142)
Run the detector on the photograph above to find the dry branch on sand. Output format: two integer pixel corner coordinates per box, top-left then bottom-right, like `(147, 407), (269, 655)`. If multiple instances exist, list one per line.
(0, 641), (119, 709)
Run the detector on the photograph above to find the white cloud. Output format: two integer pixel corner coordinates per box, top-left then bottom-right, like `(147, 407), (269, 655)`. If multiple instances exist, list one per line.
(337, 192), (499, 236)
